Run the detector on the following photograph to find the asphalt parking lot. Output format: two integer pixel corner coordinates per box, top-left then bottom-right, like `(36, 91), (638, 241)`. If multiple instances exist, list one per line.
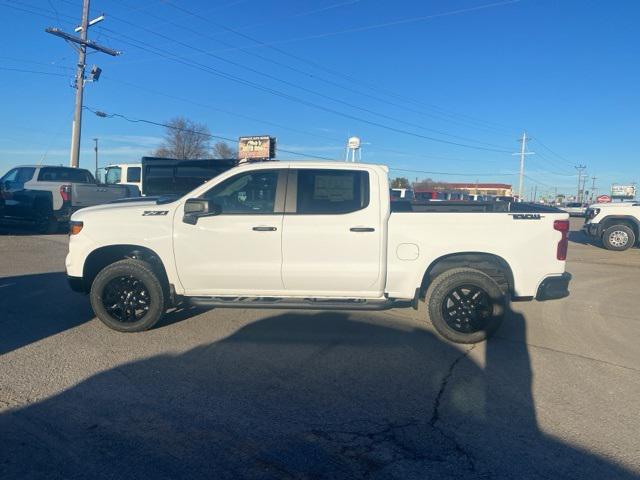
(1, 217), (639, 479)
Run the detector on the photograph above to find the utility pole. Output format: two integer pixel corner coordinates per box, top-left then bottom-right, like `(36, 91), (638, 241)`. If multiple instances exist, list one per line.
(46, 0), (120, 168)
(590, 176), (597, 202)
(575, 165), (587, 202)
(93, 138), (99, 180)
(533, 185), (537, 203)
(513, 132), (535, 201)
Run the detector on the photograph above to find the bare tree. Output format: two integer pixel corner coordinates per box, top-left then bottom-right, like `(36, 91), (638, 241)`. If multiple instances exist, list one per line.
(413, 178), (447, 190)
(154, 117), (211, 160)
(212, 141), (237, 159)
(390, 177), (410, 188)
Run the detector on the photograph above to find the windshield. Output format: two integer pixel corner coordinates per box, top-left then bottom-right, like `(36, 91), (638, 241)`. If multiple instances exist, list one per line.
(105, 167), (122, 184)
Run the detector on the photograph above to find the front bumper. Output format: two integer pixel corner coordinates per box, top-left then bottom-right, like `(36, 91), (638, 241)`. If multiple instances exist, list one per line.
(536, 272), (572, 301)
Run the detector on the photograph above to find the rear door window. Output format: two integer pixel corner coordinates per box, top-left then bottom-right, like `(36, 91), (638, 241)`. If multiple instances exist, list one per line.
(295, 169), (369, 214)
(38, 167), (94, 183)
(126, 167), (141, 183)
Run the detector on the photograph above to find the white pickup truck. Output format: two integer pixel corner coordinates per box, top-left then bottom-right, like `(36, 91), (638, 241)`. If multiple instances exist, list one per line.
(0, 165), (139, 233)
(583, 202), (640, 250)
(66, 161), (572, 344)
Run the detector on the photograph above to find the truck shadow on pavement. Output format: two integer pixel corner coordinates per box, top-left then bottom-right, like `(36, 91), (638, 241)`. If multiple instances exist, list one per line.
(0, 308), (635, 479)
(0, 272), (211, 355)
(0, 272), (94, 356)
(568, 229), (594, 246)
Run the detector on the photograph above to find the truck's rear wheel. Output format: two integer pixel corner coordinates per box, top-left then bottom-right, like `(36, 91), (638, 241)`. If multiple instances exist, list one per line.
(425, 268), (505, 344)
(602, 225), (635, 251)
(90, 259), (165, 332)
(34, 200), (58, 234)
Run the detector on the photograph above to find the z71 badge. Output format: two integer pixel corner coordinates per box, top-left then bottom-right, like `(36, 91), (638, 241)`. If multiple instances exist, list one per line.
(142, 211), (169, 216)
(511, 213), (542, 220)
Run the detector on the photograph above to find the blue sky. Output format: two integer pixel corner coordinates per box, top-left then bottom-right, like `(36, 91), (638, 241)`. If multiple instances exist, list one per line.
(0, 0), (638, 197)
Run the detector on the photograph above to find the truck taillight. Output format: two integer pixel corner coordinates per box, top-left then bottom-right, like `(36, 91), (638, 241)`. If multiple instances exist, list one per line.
(554, 220), (570, 260)
(60, 184), (71, 202)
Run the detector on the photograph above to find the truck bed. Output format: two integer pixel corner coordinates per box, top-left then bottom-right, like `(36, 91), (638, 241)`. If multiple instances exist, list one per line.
(71, 183), (141, 209)
(391, 200), (565, 214)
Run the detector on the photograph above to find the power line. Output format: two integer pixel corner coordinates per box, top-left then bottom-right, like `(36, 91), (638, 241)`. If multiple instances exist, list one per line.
(531, 138), (574, 168)
(160, 0), (520, 137)
(165, 0), (521, 57)
(389, 167), (517, 177)
(89, 25), (514, 153)
(84, 106), (525, 178)
(0, 54), (512, 168)
(83, 106), (338, 161)
(106, 0), (517, 139)
(5, 0), (518, 146)
(0, 66), (69, 77)
(93, 9), (512, 151)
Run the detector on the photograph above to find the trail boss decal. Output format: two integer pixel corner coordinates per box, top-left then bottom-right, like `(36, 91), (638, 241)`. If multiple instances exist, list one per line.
(142, 210), (169, 216)
(510, 213), (542, 220)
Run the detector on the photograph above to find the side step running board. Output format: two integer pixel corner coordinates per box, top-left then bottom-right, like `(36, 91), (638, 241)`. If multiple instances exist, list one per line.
(188, 296), (412, 311)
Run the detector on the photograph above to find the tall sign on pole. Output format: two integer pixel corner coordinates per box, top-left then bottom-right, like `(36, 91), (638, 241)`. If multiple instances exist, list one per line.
(46, 0), (120, 168)
(238, 136), (277, 162)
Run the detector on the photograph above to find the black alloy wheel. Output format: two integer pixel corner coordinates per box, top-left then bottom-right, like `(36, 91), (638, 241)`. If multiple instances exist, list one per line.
(102, 275), (151, 323)
(441, 284), (493, 334)
(425, 267), (506, 344)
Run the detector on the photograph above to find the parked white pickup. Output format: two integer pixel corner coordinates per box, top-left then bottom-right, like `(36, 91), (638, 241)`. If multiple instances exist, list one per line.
(583, 201), (640, 250)
(0, 165), (139, 233)
(66, 161), (572, 343)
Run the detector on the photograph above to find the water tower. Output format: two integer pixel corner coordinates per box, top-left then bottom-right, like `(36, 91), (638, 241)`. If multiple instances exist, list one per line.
(345, 136), (361, 162)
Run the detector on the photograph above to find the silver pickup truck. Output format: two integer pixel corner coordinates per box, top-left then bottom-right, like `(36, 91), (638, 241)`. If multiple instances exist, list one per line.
(0, 165), (139, 233)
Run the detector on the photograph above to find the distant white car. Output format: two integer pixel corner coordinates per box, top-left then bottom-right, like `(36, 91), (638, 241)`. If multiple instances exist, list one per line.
(562, 202), (587, 217)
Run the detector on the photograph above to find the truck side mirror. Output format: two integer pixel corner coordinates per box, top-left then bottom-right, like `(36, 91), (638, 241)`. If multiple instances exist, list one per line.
(183, 198), (221, 225)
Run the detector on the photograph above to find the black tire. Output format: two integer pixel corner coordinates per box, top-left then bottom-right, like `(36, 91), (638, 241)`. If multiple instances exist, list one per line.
(602, 225), (635, 251)
(90, 259), (165, 332)
(425, 268), (506, 344)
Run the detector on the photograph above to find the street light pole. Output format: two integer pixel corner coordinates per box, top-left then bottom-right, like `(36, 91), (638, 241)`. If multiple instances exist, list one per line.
(68, 0), (91, 169)
(45, 1), (119, 168)
(93, 138), (99, 180)
(513, 131), (534, 201)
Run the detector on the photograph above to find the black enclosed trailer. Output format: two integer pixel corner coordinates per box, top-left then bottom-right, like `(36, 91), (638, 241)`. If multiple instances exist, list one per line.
(141, 157), (237, 197)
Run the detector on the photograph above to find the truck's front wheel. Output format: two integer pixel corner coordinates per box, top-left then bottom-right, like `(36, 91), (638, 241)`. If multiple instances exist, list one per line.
(90, 259), (165, 332)
(425, 268), (505, 344)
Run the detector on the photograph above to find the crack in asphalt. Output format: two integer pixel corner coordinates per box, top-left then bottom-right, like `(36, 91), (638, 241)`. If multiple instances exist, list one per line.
(292, 345), (481, 479)
(429, 344), (478, 473)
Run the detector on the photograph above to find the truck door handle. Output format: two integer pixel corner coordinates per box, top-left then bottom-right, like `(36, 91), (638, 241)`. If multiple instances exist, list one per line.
(350, 227), (375, 232)
(253, 226), (277, 231)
